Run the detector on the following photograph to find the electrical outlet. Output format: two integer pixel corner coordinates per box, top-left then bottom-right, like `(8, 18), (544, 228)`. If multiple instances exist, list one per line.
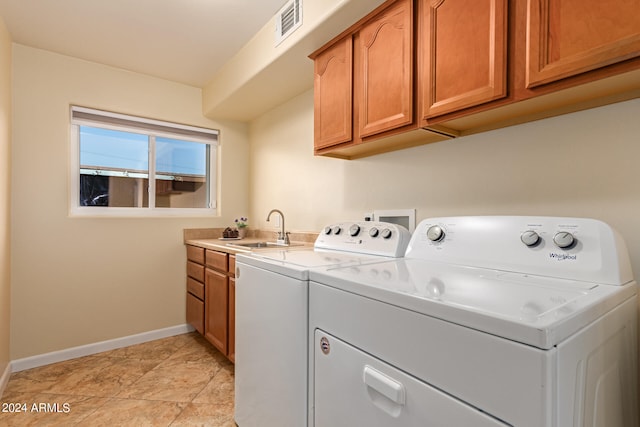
(373, 209), (416, 232)
(274, 214), (281, 227)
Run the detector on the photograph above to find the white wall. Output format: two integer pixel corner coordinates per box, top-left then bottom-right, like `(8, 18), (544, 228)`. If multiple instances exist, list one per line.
(250, 90), (640, 395)
(250, 90), (640, 277)
(0, 17), (12, 383)
(202, 0), (386, 120)
(10, 45), (250, 360)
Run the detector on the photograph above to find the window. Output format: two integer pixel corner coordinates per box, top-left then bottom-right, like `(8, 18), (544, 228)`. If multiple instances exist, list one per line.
(70, 106), (218, 216)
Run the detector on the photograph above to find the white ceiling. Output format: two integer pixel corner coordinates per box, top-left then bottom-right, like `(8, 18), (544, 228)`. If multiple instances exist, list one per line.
(0, 0), (287, 87)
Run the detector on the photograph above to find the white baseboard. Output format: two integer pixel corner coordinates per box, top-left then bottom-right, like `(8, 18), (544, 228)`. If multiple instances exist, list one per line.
(0, 361), (11, 397)
(11, 324), (195, 373)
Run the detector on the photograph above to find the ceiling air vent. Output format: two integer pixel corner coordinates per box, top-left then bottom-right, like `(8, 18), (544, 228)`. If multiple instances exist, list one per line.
(275, 0), (302, 46)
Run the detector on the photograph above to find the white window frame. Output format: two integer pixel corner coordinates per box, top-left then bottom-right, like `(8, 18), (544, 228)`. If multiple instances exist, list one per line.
(70, 106), (218, 217)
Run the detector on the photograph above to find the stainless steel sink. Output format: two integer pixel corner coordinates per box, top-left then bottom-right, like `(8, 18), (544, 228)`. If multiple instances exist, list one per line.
(226, 241), (303, 250)
(229, 241), (273, 248)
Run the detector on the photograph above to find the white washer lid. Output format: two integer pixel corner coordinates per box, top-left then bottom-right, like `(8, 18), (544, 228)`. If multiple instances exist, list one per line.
(237, 248), (390, 280)
(309, 259), (637, 349)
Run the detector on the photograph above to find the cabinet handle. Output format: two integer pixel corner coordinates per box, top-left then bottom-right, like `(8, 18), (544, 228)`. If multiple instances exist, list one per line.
(363, 365), (405, 405)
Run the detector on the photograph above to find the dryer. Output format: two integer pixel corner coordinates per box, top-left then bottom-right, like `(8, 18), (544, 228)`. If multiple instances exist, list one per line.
(308, 216), (638, 427)
(234, 221), (410, 427)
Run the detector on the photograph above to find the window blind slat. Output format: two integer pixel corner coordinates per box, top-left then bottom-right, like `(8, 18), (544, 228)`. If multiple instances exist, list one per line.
(71, 107), (218, 143)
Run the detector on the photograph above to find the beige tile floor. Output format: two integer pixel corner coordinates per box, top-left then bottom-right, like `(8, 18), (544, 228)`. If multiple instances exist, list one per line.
(0, 332), (235, 426)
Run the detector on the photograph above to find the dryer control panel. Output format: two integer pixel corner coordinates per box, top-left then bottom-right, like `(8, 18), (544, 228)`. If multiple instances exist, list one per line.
(405, 216), (633, 285)
(315, 221), (411, 258)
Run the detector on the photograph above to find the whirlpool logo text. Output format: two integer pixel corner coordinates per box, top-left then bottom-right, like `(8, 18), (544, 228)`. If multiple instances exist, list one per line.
(549, 252), (577, 261)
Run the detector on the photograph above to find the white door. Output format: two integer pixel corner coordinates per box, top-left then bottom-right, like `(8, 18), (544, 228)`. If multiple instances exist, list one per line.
(313, 330), (508, 427)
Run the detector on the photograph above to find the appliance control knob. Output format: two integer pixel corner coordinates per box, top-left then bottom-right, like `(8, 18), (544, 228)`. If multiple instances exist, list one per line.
(426, 225), (445, 242)
(369, 227), (379, 238)
(553, 231), (575, 249)
(381, 228), (392, 239)
(323, 226), (332, 235)
(332, 226), (342, 235)
(520, 230), (540, 247)
(349, 224), (361, 237)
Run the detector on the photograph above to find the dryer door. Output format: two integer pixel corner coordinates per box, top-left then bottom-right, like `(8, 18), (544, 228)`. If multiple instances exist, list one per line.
(313, 330), (508, 427)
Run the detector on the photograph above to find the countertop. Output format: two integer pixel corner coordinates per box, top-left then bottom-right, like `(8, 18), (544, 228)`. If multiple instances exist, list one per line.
(184, 228), (318, 255)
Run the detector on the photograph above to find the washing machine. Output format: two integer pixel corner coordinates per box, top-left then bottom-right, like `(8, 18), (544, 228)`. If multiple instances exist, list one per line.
(308, 216), (638, 427)
(234, 221), (411, 427)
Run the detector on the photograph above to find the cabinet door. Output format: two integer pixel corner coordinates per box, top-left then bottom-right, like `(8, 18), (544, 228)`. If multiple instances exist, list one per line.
(186, 245), (205, 264)
(205, 249), (228, 272)
(228, 278), (236, 363)
(526, 0), (640, 88)
(205, 268), (228, 354)
(186, 261), (205, 282)
(187, 277), (205, 300)
(228, 255), (236, 277)
(186, 292), (204, 335)
(313, 36), (353, 150)
(420, 0), (507, 120)
(357, 0), (413, 138)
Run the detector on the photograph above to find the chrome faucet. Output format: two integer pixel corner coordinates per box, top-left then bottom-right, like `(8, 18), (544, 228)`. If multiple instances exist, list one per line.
(266, 209), (290, 245)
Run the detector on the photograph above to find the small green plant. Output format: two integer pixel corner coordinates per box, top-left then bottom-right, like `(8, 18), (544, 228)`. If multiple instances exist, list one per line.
(235, 217), (248, 228)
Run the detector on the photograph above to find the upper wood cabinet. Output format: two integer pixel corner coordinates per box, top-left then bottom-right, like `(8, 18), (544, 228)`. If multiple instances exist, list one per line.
(313, 36), (353, 151)
(310, 0), (640, 159)
(310, 0), (439, 158)
(357, 0), (414, 137)
(525, 0), (640, 89)
(419, 0), (508, 120)
(425, 0), (640, 128)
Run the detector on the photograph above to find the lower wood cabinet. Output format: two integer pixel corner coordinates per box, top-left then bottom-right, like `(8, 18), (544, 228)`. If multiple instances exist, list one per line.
(186, 245), (235, 362)
(205, 268), (229, 355)
(186, 246), (205, 334)
(228, 277), (236, 363)
(186, 277), (205, 334)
